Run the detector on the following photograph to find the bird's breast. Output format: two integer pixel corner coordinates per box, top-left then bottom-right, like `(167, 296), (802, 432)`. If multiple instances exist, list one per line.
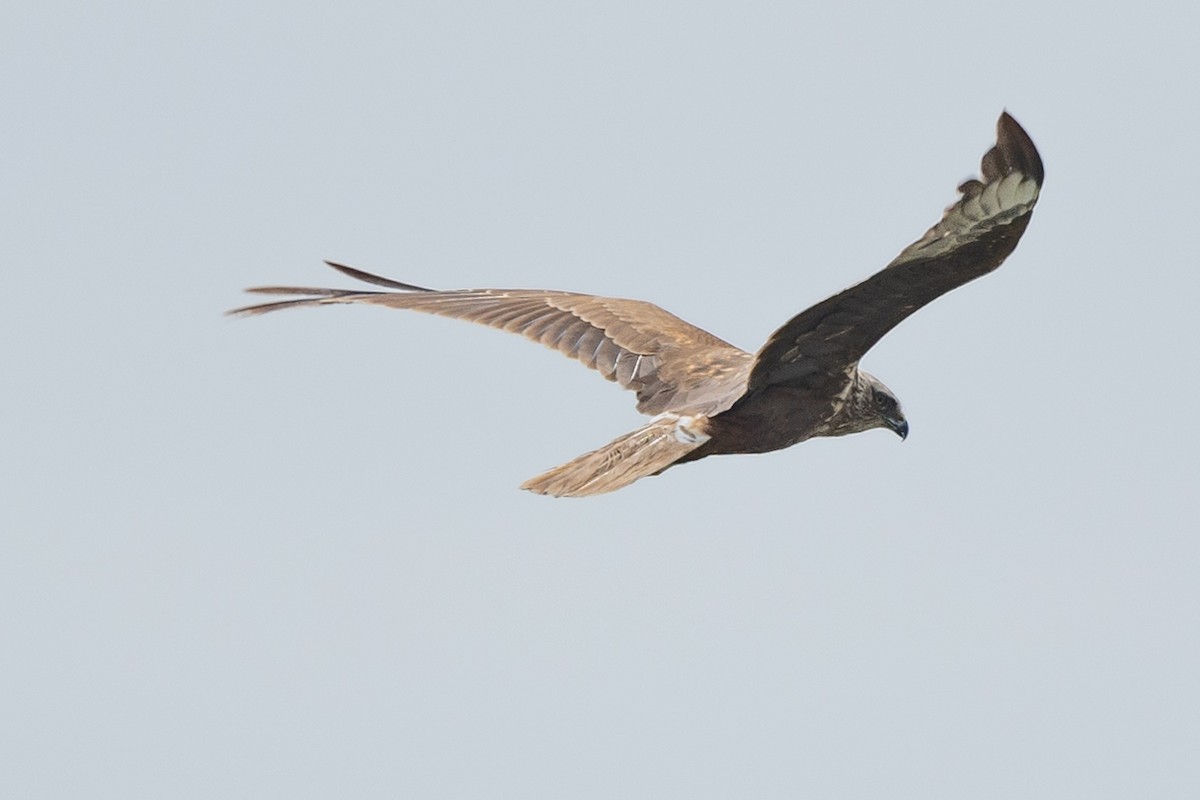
(704, 385), (840, 455)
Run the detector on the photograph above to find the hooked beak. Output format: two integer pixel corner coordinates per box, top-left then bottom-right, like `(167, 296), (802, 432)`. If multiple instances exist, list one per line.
(886, 416), (909, 441)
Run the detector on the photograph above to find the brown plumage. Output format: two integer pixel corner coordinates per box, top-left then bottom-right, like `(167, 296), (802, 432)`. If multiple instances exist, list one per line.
(231, 112), (1043, 497)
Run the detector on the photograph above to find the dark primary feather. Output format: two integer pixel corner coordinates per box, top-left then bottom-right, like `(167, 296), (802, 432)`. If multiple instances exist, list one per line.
(324, 261), (434, 292)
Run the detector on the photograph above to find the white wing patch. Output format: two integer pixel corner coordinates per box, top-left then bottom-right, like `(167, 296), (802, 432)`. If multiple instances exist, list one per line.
(670, 414), (711, 444)
(892, 170), (1040, 267)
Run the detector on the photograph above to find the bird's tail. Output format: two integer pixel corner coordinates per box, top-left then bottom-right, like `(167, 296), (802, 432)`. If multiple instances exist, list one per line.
(520, 414), (711, 498)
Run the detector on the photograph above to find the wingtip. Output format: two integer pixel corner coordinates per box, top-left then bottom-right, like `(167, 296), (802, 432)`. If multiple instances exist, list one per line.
(225, 298), (315, 317)
(993, 110), (1044, 185)
(323, 260), (435, 292)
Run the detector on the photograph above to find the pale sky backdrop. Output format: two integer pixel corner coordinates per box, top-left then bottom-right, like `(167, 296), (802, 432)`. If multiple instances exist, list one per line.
(3, 1), (1198, 797)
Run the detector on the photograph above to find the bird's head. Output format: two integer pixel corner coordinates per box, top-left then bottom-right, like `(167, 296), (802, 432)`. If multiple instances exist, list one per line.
(857, 372), (908, 440)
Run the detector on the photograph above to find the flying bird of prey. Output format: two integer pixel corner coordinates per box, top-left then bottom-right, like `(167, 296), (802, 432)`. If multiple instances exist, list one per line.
(232, 112), (1042, 497)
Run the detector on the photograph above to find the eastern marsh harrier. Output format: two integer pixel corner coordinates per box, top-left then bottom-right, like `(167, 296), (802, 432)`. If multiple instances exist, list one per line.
(231, 112), (1042, 497)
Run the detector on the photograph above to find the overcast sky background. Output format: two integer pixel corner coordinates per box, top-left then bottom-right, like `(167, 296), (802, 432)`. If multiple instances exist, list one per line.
(3, 1), (1198, 797)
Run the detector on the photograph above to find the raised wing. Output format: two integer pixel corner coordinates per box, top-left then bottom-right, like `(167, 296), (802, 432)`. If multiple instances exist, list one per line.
(746, 111), (1043, 390)
(230, 261), (752, 416)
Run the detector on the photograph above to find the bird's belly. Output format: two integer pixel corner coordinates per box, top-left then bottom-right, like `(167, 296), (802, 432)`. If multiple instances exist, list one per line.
(704, 389), (837, 455)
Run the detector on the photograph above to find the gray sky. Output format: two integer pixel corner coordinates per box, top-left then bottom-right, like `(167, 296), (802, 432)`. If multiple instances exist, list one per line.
(3, 1), (1198, 797)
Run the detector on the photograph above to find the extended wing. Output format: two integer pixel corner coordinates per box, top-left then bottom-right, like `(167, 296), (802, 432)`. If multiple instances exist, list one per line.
(746, 111), (1043, 390)
(230, 261), (752, 416)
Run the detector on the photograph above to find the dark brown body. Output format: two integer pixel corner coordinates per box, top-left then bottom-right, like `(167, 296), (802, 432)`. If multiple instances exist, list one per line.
(697, 382), (846, 458)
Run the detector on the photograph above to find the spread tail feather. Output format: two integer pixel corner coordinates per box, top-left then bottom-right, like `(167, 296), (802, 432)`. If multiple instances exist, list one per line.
(520, 415), (710, 498)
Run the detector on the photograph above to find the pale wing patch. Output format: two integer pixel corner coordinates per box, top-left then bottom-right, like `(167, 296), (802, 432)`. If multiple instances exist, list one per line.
(891, 171), (1039, 267)
(670, 414), (711, 444)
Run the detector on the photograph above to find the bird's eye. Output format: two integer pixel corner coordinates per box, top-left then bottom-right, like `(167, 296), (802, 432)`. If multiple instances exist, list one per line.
(874, 394), (889, 409)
